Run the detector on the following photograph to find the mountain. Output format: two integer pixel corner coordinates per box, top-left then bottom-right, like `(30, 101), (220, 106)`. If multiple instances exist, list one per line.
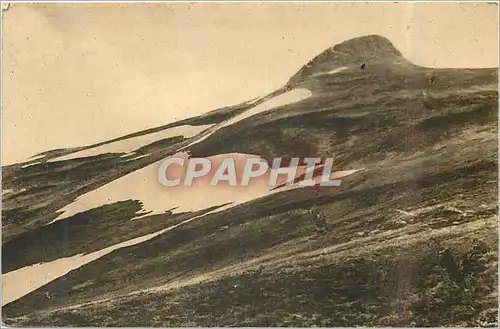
(2, 35), (498, 327)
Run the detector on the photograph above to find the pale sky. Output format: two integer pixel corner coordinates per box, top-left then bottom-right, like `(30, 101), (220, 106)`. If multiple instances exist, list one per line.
(2, 2), (498, 165)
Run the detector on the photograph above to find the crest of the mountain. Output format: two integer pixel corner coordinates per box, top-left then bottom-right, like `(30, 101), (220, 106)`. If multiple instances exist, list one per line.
(288, 35), (408, 85)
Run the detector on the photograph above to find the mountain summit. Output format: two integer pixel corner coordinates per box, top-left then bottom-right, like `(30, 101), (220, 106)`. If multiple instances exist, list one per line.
(289, 35), (406, 85)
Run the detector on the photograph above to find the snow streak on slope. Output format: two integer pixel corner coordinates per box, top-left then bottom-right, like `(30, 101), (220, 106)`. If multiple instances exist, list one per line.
(124, 154), (151, 162)
(2, 214), (205, 306)
(328, 66), (348, 74)
(2, 188), (26, 195)
(49, 124), (213, 162)
(220, 89), (312, 129)
(179, 89), (312, 150)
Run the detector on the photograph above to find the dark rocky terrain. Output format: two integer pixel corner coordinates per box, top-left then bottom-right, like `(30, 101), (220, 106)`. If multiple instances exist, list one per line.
(2, 35), (498, 327)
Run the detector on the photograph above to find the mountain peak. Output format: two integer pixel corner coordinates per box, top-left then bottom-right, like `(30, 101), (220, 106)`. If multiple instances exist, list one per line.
(331, 35), (402, 59)
(288, 35), (405, 85)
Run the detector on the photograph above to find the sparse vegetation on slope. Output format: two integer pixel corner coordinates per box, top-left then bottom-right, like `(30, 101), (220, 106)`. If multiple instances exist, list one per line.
(2, 35), (498, 327)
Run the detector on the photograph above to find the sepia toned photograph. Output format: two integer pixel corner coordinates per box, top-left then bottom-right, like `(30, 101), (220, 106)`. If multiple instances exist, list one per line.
(1, 2), (499, 327)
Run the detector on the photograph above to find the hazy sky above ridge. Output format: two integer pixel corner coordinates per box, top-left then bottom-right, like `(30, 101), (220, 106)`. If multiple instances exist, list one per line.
(2, 2), (498, 165)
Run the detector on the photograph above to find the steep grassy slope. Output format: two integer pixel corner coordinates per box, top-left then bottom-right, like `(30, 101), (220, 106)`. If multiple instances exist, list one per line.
(2, 35), (498, 327)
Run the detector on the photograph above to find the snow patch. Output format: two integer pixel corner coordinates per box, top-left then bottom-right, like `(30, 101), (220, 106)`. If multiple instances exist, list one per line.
(180, 89), (312, 151)
(2, 188), (26, 195)
(21, 161), (41, 169)
(328, 66), (348, 74)
(51, 149), (364, 224)
(50, 153), (271, 223)
(2, 217), (195, 306)
(3, 189), (14, 195)
(50, 124), (212, 162)
(124, 154), (150, 162)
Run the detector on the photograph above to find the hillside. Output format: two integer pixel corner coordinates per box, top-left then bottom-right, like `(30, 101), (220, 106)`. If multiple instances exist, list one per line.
(2, 35), (498, 327)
